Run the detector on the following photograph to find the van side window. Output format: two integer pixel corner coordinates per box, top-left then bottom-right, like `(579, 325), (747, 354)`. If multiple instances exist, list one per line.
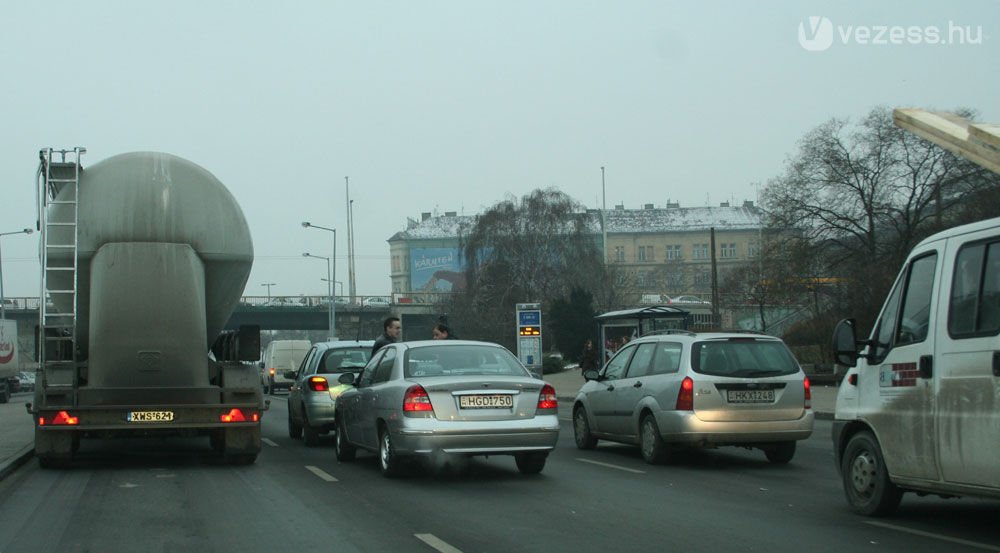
(895, 254), (936, 346)
(871, 275), (905, 361)
(949, 240), (1000, 337)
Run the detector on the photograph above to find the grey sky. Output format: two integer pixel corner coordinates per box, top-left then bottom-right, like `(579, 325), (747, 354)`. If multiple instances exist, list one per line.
(1, 1), (997, 298)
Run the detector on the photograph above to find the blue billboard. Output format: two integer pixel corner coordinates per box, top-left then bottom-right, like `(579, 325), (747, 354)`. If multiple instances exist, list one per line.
(410, 248), (466, 292)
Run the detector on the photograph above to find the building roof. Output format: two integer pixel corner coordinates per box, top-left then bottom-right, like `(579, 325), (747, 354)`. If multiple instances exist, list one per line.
(390, 204), (762, 241)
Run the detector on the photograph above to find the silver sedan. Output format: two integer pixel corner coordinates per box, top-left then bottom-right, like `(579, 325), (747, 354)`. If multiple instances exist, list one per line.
(333, 340), (560, 477)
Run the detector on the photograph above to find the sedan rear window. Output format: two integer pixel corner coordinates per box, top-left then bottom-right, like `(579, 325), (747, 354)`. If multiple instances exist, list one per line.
(692, 340), (799, 377)
(404, 345), (530, 378)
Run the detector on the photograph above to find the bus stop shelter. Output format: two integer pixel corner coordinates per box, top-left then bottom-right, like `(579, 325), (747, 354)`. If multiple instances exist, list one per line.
(595, 306), (689, 362)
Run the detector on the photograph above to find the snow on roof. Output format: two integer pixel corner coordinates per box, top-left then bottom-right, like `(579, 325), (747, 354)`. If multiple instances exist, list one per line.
(390, 205), (761, 241)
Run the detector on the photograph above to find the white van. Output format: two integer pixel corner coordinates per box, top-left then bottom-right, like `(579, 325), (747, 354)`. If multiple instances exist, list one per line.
(260, 340), (312, 394)
(831, 216), (1000, 516)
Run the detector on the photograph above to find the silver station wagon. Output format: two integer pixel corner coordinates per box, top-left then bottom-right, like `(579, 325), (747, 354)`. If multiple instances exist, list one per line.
(333, 340), (560, 477)
(573, 331), (814, 464)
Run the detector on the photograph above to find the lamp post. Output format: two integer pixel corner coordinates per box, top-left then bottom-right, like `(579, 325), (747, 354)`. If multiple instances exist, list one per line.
(0, 228), (33, 320)
(303, 252), (334, 338)
(261, 282), (276, 303)
(601, 166), (607, 265)
(303, 219), (338, 338)
(322, 278), (344, 296)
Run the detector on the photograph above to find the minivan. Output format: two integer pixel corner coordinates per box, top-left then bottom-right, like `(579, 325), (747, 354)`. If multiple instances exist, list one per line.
(832, 216), (1000, 516)
(260, 339), (312, 394)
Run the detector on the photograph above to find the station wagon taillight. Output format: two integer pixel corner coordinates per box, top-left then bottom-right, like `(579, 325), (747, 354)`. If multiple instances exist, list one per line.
(803, 377), (812, 409)
(537, 384), (558, 411)
(308, 376), (329, 392)
(676, 377), (694, 411)
(403, 385), (434, 414)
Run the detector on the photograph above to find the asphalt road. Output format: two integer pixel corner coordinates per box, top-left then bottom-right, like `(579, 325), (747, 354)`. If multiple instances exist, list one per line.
(0, 395), (997, 553)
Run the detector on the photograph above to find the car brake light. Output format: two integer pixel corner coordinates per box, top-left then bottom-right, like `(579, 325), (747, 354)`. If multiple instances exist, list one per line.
(308, 376), (329, 392)
(676, 377), (694, 410)
(537, 384), (558, 410)
(269, 368), (276, 376)
(39, 410), (79, 426)
(403, 385), (434, 413)
(221, 408), (256, 423)
(803, 377), (812, 409)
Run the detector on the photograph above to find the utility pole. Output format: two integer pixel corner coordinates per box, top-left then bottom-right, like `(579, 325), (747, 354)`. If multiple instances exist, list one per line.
(601, 166), (608, 266)
(345, 177), (357, 303)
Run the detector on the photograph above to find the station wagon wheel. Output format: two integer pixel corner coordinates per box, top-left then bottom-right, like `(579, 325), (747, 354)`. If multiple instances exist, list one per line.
(639, 414), (669, 465)
(573, 406), (598, 449)
(764, 441), (796, 464)
(514, 452), (548, 475)
(841, 431), (902, 516)
(378, 426), (404, 478)
(334, 416), (356, 462)
(287, 405), (302, 439)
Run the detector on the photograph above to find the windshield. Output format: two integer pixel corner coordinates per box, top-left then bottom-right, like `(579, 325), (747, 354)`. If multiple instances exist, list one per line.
(692, 339), (799, 378)
(319, 347), (371, 374)
(404, 344), (530, 378)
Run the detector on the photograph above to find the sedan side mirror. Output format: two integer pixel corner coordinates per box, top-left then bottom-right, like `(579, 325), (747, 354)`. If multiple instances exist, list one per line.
(338, 372), (356, 385)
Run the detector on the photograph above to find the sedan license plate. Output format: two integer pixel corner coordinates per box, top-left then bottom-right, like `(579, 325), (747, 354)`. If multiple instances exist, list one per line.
(726, 390), (775, 404)
(127, 410), (175, 422)
(459, 394), (514, 409)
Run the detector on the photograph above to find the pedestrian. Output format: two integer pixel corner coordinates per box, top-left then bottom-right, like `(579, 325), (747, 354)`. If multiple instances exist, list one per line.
(432, 323), (458, 340)
(580, 339), (599, 374)
(372, 316), (402, 356)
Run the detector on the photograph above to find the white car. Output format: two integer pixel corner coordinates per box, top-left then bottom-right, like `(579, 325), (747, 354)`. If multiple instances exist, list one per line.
(361, 296), (391, 308)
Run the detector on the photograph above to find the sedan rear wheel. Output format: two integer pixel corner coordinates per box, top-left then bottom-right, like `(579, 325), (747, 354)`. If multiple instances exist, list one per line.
(302, 410), (320, 447)
(514, 452), (548, 475)
(334, 417), (356, 462)
(287, 406), (302, 439)
(573, 406), (598, 449)
(378, 427), (404, 478)
(639, 414), (669, 465)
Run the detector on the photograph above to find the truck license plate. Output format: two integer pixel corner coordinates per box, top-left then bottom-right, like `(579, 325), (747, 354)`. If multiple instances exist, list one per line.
(459, 394), (514, 409)
(127, 410), (175, 422)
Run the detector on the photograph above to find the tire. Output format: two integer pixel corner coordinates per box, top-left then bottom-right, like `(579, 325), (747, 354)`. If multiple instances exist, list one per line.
(302, 410), (320, 447)
(0, 385), (9, 404)
(639, 414), (669, 465)
(378, 426), (404, 478)
(573, 406), (598, 449)
(287, 405), (302, 439)
(841, 431), (903, 516)
(334, 417), (356, 462)
(514, 452), (548, 475)
(268, 378), (276, 395)
(764, 441), (796, 464)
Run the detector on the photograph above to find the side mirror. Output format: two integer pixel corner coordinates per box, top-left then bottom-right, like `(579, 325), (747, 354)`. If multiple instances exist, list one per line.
(283, 370), (297, 380)
(259, 362), (265, 369)
(583, 369), (600, 381)
(338, 372), (356, 385)
(832, 319), (860, 368)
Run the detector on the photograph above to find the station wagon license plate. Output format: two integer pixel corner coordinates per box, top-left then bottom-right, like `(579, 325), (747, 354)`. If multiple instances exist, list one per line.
(727, 390), (774, 404)
(127, 410), (175, 422)
(459, 394), (514, 409)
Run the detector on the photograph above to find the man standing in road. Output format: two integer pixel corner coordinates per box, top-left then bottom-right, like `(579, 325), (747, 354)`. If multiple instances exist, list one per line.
(372, 316), (402, 356)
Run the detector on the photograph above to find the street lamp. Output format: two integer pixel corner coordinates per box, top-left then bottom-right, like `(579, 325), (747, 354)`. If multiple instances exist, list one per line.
(0, 228), (33, 320)
(302, 221), (337, 339)
(261, 282), (276, 303)
(303, 252), (335, 339)
(322, 278), (344, 296)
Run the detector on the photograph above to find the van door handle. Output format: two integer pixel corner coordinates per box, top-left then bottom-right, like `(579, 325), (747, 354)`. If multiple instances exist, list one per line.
(919, 355), (933, 379)
(993, 352), (1000, 377)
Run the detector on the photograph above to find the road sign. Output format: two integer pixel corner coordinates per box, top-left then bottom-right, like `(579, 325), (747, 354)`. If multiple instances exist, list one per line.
(515, 303), (542, 375)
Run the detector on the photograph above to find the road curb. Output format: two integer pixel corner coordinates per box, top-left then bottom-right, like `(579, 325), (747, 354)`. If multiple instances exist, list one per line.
(0, 444), (35, 482)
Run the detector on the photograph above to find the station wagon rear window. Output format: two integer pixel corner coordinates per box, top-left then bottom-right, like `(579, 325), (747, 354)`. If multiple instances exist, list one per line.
(404, 345), (530, 378)
(692, 340), (799, 378)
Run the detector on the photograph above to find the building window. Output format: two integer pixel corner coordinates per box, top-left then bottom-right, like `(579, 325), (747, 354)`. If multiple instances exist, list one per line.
(694, 271), (711, 286)
(747, 243), (760, 258)
(614, 246), (625, 262)
(637, 271), (649, 287)
(391, 255), (401, 273)
(721, 243), (737, 259)
(637, 245), (653, 262)
(665, 245), (682, 260)
(615, 272), (628, 286)
(693, 244), (709, 260)
(667, 272), (685, 287)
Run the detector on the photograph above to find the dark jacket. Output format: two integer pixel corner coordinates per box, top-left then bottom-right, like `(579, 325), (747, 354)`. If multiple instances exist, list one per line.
(580, 346), (600, 371)
(372, 333), (397, 357)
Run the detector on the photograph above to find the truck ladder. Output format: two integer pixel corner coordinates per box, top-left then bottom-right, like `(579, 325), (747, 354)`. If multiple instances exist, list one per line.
(37, 147), (85, 406)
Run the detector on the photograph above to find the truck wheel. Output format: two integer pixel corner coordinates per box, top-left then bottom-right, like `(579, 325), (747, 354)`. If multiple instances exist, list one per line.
(764, 441), (796, 464)
(0, 384), (9, 404)
(842, 431), (903, 516)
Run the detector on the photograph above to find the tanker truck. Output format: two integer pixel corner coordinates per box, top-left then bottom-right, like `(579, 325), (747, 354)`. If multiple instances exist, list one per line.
(28, 148), (264, 466)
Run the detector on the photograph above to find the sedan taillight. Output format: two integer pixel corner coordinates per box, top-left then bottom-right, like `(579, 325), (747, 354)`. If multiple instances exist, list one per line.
(537, 384), (557, 411)
(308, 376), (329, 392)
(403, 385), (434, 415)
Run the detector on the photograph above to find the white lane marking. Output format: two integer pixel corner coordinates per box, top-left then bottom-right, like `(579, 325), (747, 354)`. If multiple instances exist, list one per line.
(864, 521), (1000, 551)
(305, 465), (339, 482)
(262, 438), (279, 447)
(576, 458), (646, 474)
(415, 534), (463, 553)
(559, 417), (572, 422)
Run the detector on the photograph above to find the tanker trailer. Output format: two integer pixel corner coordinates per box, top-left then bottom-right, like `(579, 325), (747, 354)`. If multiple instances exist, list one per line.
(29, 148), (264, 466)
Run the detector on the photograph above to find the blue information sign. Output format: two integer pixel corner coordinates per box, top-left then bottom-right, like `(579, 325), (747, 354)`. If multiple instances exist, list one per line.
(518, 311), (540, 326)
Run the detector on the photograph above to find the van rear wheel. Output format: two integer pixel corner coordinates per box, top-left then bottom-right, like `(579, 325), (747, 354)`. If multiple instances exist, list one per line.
(842, 431), (902, 516)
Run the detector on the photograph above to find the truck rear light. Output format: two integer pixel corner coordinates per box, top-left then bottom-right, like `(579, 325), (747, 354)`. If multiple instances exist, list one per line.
(676, 377), (694, 410)
(537, 384), (558, 410)
(269, 368), (276, 376)
(307, 376), (329, 392)
(221, 409), (259, 423)
(403, 385), (434, 414)
(803, 377), (812, 409)
(39, 410), (79, 426)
